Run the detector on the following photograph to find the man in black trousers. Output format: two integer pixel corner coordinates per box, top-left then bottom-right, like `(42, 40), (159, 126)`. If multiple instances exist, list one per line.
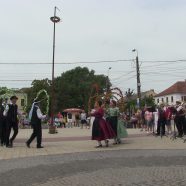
(156, 104), (166, 136)
(0, 98), (6, 146)
(175, 101), (186, 137)
(26, 99), (46, 148)
(4, 96), (21, 148)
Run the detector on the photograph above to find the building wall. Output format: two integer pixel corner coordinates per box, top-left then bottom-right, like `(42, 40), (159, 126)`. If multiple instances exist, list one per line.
(155, 93), (186, 105)
(15, 93), (27, 112)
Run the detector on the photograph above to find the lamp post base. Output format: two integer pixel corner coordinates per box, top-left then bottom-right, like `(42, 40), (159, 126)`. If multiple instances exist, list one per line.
(48, 125), (57, 134)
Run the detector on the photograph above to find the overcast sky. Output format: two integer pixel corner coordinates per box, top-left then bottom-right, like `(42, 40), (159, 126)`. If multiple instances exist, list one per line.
(0, 0), (186, 94)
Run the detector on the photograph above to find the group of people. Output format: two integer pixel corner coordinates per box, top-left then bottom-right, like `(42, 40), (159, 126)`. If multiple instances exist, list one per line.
(0, 95), (128, 149)
(129, 101), (186, 137)
(91, 100), (128, 148)
(0, 96), (21, 148)
(0, 96), (46, 148)
(53, 110), (90, 129)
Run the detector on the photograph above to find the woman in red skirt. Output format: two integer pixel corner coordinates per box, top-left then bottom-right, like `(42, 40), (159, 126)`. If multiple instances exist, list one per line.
(91, 100), (116, 148)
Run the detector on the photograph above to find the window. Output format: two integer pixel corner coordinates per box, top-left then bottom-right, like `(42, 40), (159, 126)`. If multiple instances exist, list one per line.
(21, 99), (25, 107)
(162, 98), (164, 102)
(182, 96), (186, 101)
(171, 96), (173, 103)
(166, 97), (168, 103)
(157, 98), (159, 103)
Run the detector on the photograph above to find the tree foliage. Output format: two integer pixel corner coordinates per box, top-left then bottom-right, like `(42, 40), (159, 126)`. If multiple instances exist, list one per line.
(54, 67), (107, 112)
(26, 67), (108, 114)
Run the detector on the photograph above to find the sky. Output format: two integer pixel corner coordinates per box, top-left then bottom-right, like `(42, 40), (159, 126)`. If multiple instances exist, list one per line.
(0, 0), (186, 94)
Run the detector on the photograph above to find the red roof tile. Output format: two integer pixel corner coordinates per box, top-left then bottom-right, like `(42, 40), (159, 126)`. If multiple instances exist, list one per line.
(155, 81), (186, 97)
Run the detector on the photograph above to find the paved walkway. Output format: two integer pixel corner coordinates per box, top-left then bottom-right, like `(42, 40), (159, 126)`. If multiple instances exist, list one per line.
(1, 128), (186, 185)
(0, 128), (186, 160)
(0, 149), (186, 186)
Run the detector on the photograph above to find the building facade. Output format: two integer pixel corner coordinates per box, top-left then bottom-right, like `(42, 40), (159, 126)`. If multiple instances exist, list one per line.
(154, 81), (186, 105)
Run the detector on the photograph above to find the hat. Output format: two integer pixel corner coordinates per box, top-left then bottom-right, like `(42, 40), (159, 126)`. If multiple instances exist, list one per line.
(10, 96), (18, 100)
(176, 100), (181, 104)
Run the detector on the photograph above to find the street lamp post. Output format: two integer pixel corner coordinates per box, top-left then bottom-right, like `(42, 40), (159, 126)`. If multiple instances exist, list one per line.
(132, 49), (141, 108)
(49, 7), (60, 134)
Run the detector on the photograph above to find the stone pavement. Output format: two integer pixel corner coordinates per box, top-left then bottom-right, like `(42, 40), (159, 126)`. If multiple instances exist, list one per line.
(0, 127), (186, 159)
(0, 128), (186, 185)
(0, 149), (186, 186)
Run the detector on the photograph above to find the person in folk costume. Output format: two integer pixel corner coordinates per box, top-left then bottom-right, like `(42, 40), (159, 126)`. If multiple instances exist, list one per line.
(0, 98), (6, 146)
(104, 99), (111, 122)
(26, 98), (46, 148)
(175, 101), (186, 137)
(107, 100), (120, 144)
(3, 96), (22, 148)
(91, 100), (116, 148)
(117, 113), (128, 143)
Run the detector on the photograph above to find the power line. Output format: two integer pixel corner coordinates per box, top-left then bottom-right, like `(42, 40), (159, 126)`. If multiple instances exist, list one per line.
(0, 59), (133, 65)
(0, 80), (34, 82)
(111, 70), (135, 81)
(141, 60), (186, 63)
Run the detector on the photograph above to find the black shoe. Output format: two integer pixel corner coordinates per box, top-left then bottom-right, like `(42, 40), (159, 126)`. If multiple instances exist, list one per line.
(117, 140), (121, 144)
(6, 145), (13, 148)
(9, 140), (13, 147)
(37, 146), (44, 149)
(105, 140), (109, 147)
(1, 143), (4, 147)
(26, 142), (30, 148)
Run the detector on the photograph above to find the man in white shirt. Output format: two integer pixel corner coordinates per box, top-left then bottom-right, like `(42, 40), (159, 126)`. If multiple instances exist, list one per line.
(3, 96), (21, 148)
(26, 99), (46, 148)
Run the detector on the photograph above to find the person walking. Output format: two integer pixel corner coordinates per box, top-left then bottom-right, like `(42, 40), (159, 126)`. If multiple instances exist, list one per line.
(0, 99), (6, 146)
(3, 96), (21, 148)
(26, 99), (46, 148)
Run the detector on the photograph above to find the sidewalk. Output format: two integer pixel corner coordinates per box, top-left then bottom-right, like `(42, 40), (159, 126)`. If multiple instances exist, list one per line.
(0, 128), (185, 160)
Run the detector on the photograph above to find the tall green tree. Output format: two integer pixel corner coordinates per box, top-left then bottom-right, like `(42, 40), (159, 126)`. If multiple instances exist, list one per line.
(26, 67), (108, 114)
(54, 67), (107, 112)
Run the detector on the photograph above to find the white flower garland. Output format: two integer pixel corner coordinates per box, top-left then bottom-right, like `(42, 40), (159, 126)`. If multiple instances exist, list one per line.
(35, 89), (50, 115)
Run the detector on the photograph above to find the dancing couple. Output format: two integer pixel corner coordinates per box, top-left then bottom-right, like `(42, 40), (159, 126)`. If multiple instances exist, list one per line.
(91, 100), (127, 148)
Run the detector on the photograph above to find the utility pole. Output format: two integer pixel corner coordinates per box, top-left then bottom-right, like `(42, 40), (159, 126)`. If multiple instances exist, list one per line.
(132, 49), (141, 108)
(49, 7), (60, 134)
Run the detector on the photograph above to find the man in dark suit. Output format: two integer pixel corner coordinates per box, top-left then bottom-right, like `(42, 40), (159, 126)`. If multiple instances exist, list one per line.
(26, 99), (46, 148)
(0, 99), (6, 146)
(3, 96), (21, 148)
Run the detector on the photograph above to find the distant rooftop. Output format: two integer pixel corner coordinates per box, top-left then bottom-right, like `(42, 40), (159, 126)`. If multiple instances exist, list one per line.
(155, 81), (186, 97)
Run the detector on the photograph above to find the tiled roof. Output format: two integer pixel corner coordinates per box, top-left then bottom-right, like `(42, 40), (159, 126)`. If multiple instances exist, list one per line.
(155, 81), (186, 97)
